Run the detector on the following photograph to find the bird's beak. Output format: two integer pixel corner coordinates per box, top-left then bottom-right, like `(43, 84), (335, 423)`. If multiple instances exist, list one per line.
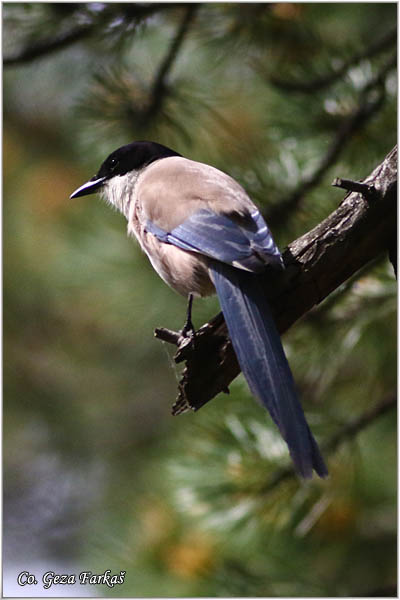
(70, 176), (106, 199)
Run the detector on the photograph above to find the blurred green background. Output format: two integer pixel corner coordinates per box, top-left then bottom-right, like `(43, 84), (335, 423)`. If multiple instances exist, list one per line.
(4, 3), (397, 597)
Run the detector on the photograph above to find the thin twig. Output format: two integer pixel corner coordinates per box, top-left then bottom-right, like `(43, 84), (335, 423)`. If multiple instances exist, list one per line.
(154, 327), (181, 345)
(331, 177), (378, 200)
(155, 325), (196, 364)
(267, 54), (395, 228)
(259, 393), (396, 493)
(141, 4), (198, 125)
(323, 393), (396, 455)
(268, 27), (396, 93)
(4, 3), (180, 66)
(4, 23), (95, 66)
(267, 90), (385, 227)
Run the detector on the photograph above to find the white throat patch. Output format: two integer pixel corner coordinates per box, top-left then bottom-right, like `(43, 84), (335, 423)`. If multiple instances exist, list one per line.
(101, 170), (140, 219)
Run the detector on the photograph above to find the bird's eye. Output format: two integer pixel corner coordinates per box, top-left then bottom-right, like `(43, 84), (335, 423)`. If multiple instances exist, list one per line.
(109, 157), (118, 171)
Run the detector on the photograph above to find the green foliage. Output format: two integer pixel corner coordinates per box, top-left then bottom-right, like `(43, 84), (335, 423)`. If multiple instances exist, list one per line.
(4, 3), (396, 597)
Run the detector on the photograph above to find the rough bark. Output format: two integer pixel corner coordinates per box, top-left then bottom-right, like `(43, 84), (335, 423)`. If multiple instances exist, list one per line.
(155, 146), (397, 415)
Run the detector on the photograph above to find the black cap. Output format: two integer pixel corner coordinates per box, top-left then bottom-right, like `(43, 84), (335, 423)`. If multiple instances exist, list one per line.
(70, 141), (181, 198)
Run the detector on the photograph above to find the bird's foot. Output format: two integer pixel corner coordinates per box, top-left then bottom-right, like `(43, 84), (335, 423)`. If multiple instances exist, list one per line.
(177, 293), (196, 348)
(176, 326), (196, 361)
(154, 294), (197, 361)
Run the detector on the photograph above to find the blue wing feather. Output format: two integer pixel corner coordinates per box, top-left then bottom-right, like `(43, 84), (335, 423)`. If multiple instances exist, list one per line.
(146, 208), (283, 272)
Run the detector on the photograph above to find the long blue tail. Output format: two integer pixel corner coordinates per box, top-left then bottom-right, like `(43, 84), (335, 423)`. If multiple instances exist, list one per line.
(210, 261), (328, 479)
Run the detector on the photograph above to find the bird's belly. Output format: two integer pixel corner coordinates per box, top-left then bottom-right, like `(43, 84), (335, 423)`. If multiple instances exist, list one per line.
(142, 232), (215, 298)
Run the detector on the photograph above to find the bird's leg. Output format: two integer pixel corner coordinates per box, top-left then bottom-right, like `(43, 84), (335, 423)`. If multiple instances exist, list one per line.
(154, 294), (196, 357)
(180, 293), (195, 340)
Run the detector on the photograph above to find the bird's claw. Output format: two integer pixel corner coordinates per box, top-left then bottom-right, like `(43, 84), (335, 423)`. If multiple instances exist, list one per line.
(175, 326), (196, 362)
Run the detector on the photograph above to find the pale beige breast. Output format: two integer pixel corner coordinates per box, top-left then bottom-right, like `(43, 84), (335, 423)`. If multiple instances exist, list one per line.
(140, 231), (215, 297)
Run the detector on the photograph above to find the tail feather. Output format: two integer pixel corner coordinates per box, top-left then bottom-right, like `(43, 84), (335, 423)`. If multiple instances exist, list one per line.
(210, 261), (328, 479)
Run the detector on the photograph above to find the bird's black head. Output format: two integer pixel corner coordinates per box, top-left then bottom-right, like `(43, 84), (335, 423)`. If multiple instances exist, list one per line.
(97, 141), (181, 179)
(70, 141), (181, 199)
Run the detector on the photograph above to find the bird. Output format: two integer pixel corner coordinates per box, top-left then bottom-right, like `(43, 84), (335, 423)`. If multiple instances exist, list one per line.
(70, 140), (328, 479)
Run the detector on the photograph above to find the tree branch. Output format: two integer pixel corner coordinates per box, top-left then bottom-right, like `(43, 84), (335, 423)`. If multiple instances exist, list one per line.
(141, 5), (198, 126)
(4, 23), (95, 66)
(331, 177), (378, 199)
(3, 3), (181, 66)
(155, 146), (397, 414)
(259, 392), (396, 493)
(323, 393), (396, 455)
(268, 27), (396, 93)
(267, 54), (395, 227)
